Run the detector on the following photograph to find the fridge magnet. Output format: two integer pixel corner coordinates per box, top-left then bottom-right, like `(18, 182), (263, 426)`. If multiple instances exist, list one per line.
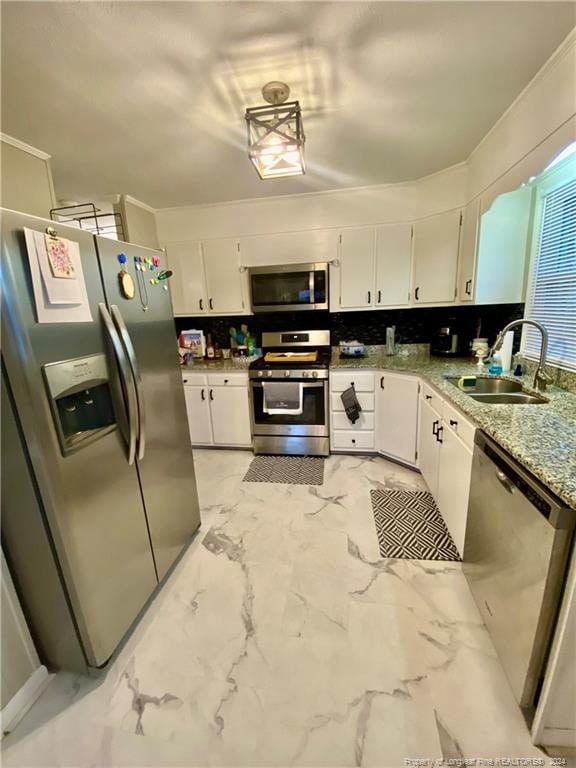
(117, 253), (135, 299)
(45, 234), (76, 279)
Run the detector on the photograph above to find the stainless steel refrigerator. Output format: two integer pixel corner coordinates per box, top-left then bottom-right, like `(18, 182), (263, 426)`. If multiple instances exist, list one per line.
(1, 209), (201, 671)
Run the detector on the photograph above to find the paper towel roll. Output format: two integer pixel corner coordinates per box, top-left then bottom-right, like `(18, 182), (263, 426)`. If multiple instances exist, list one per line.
(500, 331), (514, 372)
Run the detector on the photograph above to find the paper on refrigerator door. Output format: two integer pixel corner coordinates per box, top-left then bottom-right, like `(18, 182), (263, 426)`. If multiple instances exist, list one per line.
(24, 228), (92, 323)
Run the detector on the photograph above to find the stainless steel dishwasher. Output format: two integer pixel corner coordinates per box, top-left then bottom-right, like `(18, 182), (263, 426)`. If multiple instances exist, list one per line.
(464, 431), (574, 719)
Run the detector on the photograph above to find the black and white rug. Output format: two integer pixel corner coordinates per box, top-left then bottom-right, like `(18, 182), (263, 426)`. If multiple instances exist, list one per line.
(370, 489), (461, 561)
(243, 455), (325, 486)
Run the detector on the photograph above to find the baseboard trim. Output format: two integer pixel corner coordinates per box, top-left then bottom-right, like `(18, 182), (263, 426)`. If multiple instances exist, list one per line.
(1, 666), (52, 738)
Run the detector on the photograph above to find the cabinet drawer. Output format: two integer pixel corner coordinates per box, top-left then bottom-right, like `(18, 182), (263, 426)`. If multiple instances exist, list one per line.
(332, 431), (375, 451)
(443, 400), (476, 450)
(207, 372), (248, 387)
(421, 383), (444, 416)
(332, 412), (375, 431)
(331, 392), (375, 412)
(330, 372), (375, 393)
(182, 372), (207, 386)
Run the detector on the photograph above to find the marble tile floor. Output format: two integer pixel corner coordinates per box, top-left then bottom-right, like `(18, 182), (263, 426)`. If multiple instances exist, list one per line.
(2, 450), (552, 767)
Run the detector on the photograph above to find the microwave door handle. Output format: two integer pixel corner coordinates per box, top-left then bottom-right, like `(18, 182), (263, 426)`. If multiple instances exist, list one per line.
(309, 271), (315, 306)
(110, 305), (146, 461)
(99, 303), (137, 465)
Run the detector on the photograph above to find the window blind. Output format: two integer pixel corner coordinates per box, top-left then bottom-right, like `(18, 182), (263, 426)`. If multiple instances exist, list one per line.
(523, 176), (576, 371)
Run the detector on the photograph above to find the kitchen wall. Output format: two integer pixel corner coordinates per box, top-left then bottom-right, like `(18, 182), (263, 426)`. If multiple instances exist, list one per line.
(0, 134), (56, 219)
(175, 303), (524, 352)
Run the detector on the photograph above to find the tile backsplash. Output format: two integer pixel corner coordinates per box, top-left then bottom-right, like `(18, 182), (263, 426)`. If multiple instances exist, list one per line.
(175, 303), (525, 352)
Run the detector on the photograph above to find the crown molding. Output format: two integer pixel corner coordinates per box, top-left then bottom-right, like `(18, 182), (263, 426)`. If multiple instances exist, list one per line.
(0, 133), (51, 160)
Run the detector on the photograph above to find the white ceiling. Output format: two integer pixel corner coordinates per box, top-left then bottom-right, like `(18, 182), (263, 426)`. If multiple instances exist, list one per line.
(2, 2), (575, 208)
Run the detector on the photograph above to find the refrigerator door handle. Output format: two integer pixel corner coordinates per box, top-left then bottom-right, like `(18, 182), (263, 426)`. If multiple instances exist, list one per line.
(110, 305), (146, 462)
(99, 303), (137, 465)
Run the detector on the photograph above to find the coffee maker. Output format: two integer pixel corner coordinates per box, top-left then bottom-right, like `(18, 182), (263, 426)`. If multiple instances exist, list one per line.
(431, 326), (461, 356)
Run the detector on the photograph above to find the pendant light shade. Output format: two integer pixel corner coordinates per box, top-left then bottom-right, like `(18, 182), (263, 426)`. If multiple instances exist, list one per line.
(245, 82), (305, 179)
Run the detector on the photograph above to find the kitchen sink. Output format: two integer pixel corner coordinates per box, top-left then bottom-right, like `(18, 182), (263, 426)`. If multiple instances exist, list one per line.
(468, 392), (548, 405)
(444, 376), (548, 405)
(444, 376), (523, 393)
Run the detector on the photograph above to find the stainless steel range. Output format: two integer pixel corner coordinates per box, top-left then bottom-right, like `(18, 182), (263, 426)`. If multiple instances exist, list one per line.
(249, 331), (330, 456)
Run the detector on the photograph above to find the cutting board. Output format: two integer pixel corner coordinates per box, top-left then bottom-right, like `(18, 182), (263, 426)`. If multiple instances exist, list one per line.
(264, 351), (318, 363)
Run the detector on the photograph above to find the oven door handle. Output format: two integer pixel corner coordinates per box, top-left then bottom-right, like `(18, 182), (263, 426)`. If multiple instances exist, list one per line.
(250, 381), (325, 389)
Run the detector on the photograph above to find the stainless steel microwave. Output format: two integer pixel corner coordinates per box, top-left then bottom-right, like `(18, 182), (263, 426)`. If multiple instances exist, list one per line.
(248, 263), (329, 313)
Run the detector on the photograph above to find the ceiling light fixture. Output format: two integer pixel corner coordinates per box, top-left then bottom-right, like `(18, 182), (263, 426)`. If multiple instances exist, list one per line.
(245, 81), (305, 180)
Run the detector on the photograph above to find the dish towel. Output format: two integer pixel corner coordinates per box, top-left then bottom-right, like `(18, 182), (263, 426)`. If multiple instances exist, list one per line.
(262, 382), (304, 415)
(341, 385), (362, 424)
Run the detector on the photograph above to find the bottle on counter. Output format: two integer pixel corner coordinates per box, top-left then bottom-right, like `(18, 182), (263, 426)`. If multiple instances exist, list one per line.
(206, 334), (215, 359)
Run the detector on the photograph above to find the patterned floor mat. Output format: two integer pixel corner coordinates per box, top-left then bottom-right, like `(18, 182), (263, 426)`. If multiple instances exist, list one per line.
(243, 455), (324, 486)
(370, 489), (461, 561)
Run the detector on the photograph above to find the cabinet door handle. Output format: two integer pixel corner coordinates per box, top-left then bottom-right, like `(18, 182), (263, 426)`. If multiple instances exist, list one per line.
(465, 279), (472, 296)
(209, 389), (214, 401)
(183, 379), (188, 384)
(351, 438), (356, 445)
(380, 376), (385, 390)
(377, 290), (381, 304)
(201, 388), (206, 401)
(436, 425), (444, 444)
(449, 419), (458, 427)
(224, 379), (229, 384)
(367, 291), (371, 304)
(209, 298), (214, 311)
(414, 286), (420, 301)
(199, 298), (204, 311)
(425, 394), (432, 401)
(432, 419), (439, 437)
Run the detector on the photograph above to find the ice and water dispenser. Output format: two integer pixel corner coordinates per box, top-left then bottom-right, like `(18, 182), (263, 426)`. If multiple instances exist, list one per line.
(43, 354), (116, 455)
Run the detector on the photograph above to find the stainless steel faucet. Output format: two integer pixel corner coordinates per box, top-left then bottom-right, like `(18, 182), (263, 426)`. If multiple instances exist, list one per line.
(490, 319), (552, 392)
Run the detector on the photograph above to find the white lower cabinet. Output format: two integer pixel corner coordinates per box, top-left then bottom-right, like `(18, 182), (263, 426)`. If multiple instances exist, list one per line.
(418, 386), (475, 555)
(330, 370), (376, 452)
(182, 372), (251, 448)
(183, 385), (212, 444)
(376, 372), (420, 465)
(436, 424), (473, 555)
(418, 397), (442, 498)
(210, 385), (251, 447)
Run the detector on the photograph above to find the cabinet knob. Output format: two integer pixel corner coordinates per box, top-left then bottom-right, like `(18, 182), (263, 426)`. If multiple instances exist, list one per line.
(449, 419), (458, 427)
(425, 395), (432, 401)
(351, 438), (356, 444)
(183, 379), (188, 383)
(224, 379), (229, 384)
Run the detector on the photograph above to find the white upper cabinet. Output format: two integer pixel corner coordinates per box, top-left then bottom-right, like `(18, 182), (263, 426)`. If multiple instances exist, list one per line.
(337, 227), (375, 310)
(474, 185), (532, 305)
(375, 224), (413, 307)
(166, 241), (207, 315)
(202, 239), (246, 315)
(412, 209), (461, 304)
(457, 199), (480, 303)
(238, 229), (338, 267)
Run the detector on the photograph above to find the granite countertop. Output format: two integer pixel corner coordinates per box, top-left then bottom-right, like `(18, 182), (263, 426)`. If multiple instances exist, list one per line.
(181, 356), (257, 372)
(331, 347), (576, 509)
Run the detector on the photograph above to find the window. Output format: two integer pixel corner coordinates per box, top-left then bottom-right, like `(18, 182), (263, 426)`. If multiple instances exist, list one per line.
(522, 151), (576, 371)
